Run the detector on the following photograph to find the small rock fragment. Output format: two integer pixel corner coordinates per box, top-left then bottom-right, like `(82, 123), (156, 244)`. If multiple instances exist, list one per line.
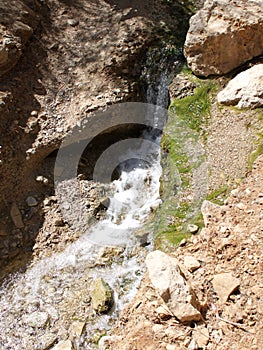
(155, 305), (172, 320)
(91, 277), (114, 313)
(98, 336), (122, 350)
(212, 273), (240, 303)
(26, 196), (38, 207)
(67, 19), (79, 27)
(22, 311), (49, 328)
(36, 175), (49, 185)
(31, 110), (38, 116)
(10, 202), (24, 228)
(192, 327), (209, 348)
(183, 256), (201, 272)
(69, 321), (85, 341)
(166, 345), (177, 350)
(188, 224), (199, 234)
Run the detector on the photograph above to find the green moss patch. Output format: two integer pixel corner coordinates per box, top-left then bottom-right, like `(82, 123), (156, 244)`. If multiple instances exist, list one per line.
(151, 77), (216, 249)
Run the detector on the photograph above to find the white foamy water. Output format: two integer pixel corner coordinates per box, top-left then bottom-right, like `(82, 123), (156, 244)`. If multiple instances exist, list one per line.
(0, 140), (162, 350)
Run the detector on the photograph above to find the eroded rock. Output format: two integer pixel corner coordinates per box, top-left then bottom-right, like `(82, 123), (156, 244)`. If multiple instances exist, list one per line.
(91, 277), (114, 313)
(22, 311), (49, 328)
(184, 0), (263, 76)
(212, 272), (240, 303)
(146, 250), (202, 322)
(217, 64), (263, 108)
(183, 256), (201, 272)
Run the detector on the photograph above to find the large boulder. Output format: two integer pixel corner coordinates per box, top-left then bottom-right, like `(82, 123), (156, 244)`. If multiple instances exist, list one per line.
(0, 0), (38, 76)
(217, 64), (263, 108)
(184, 0), (263, 76)
(146, 250), (202, 323)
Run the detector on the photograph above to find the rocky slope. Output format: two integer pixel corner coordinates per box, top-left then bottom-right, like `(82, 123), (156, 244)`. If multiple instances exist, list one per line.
(104, 155), (263, 350)
(0, 0), (190, 266)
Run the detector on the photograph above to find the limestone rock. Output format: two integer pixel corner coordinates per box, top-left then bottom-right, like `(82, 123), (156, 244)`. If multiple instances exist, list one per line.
(10, 202), (24, 228)
(22, 311), (49, 328)
(192, 327), (209, 348)
(91, 277), (114, 313)
(217, 64), (263, 108)
(184, 0), (263, 76)
(69, 321), (85, 341)
(51, 340), (73, 350)
(183, 256), (201, 272)
(146, 250), (202, 322)
(212, 273), (240, 302)
(187, 224), (199, 234)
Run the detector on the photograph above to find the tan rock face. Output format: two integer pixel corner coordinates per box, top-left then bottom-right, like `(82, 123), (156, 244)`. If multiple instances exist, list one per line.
(184, 0), (263, 76)
(217, 64), (263, 108)
(146, 250), (202, 323)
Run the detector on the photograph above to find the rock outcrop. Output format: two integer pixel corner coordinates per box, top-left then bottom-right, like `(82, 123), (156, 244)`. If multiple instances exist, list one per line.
(0, 0), (38, 76)
(217, 64), (263, 108)
(184, 0), (263, 76)
(146, 250), (202, 322)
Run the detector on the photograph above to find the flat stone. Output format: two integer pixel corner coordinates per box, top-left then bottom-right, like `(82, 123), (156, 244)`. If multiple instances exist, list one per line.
(183, 256), (201, 272)
(212, 273), (240, 303)
(69, 321), (85, 341)
(22, 311), (49, 328)
(146, 250), (202, 323)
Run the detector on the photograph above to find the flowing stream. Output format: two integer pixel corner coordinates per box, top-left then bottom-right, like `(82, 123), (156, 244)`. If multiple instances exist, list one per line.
(0, 49), (181, 350)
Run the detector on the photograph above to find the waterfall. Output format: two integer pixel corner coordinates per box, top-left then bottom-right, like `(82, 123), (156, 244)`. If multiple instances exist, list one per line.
(0, 48), (182, 350)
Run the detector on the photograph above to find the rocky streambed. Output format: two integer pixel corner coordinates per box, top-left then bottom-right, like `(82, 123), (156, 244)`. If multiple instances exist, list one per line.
(0, 0), (263, 349)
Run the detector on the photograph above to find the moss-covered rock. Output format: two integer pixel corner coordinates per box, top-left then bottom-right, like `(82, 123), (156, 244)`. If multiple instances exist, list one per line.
(90, 278), (114, 314)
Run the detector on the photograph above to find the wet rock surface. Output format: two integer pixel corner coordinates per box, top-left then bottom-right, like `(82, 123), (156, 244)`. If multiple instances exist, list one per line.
(91, 277), (114, 314)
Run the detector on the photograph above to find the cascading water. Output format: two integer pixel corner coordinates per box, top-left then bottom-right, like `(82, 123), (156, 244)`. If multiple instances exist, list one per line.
(0, 48), (182, 350)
